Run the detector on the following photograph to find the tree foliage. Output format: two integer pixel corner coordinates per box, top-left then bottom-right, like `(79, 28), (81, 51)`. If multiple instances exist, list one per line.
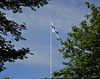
(0, 0), (50, 72)
(0, 0), (50, 13)
(53, 2), (100, 79)
(2, 76), (10, 79)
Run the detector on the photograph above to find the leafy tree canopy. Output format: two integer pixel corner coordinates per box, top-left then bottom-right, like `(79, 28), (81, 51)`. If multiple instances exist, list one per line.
(2, 76), (10, 79)
(0, 0), (50, 12)
(53, 1), (100, 79)
(0, 0), (50, 72)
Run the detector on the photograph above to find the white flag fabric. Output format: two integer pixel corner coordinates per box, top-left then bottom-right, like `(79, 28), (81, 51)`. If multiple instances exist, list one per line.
(51, 21), (59, 38)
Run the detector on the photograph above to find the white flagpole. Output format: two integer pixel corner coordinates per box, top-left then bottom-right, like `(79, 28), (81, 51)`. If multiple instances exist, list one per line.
(50, 20), (52, 78)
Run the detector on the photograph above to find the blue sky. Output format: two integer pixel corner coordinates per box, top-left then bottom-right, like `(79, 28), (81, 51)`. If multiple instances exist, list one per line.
(0, 0), (100, 79)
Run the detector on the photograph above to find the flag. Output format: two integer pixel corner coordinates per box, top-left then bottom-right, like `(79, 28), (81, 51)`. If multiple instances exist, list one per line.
(51, 21), (59, 38)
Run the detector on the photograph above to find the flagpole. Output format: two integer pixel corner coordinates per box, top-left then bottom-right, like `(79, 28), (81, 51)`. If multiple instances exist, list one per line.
(50, 20), (52, 78)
